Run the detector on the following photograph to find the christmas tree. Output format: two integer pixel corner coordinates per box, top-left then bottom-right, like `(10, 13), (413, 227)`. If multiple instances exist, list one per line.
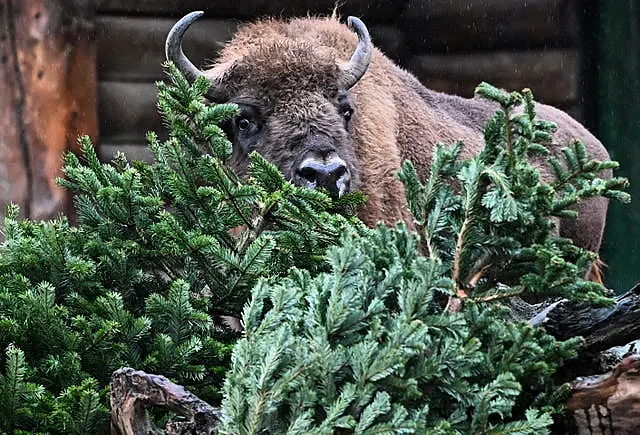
(0, 63), (364, 433)
(0, 65), (629, 434)
(219, 83), (629, 433)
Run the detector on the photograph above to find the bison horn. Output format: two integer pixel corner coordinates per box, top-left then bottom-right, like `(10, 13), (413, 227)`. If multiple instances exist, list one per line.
(165, 11), (207, 83)
(340, 16), (373, 89)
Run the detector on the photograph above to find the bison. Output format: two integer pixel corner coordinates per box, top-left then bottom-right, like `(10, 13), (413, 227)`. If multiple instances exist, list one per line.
(166, 11), (611, 279)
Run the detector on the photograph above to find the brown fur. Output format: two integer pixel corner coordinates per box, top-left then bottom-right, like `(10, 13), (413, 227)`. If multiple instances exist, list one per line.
(204, 16), (611, 259)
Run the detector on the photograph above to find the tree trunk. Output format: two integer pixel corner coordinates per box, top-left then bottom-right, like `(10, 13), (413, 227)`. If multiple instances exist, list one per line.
(0, 0), (98, 221)
(557, 355), (640, 434)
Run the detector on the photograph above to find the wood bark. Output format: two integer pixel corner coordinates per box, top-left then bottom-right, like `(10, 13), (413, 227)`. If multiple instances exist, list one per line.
(556, 355), (640, 434)
(109, 367), (222, 435)
(0, 0), (98, 221)
(539, 283), (640, 378)
(407, 50), (580, 106)
(96, 49), (581, 164)
(96, 16), (237, 82)
(95, 18), (407, 83)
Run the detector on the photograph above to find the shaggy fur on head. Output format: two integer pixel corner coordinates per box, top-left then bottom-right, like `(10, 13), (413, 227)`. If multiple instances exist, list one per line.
(203, 15), (611, 274)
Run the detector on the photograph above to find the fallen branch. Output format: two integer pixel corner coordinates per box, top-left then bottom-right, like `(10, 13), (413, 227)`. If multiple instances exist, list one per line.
(555, 355), (640, 434)
(534, 283), (640, 377)
(109, 367), (222, 435)
(544, 283), (640, 352)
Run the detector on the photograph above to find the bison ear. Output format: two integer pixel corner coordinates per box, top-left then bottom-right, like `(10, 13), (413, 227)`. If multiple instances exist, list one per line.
(338, 16), (373, 90)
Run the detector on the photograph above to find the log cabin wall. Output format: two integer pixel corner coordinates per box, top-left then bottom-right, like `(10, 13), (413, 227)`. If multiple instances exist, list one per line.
(95, 0), (584, 162)
(0, 0), (98, 221)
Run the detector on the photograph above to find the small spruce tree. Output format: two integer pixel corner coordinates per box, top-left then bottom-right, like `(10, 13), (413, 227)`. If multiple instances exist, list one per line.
(0, 62), (630, 434)
(0, 62), (364, 434)
(219, 84), (629, 434)
(399, 83), (628, 305)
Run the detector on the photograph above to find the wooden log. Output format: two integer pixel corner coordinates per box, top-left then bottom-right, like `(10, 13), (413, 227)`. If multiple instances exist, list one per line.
(96, 102), (582, 168)
(369, 25), (409, 63)
(407, 50), (580, 106)
(98, 81), (162, 143)
(97, 16), (237, 82)
(0, 0), (98, 220)
(110, 367), (222, 435)
(558, 355), (640, 434)
(0, 2), (29, 216)
(96, 0), (408, 23)
(97, 66), (581, 151)
(96, 18), (408, 81)
(400, 0), (580, 52)
(508, 283), (640, 386)
(545, 284), (640, 361)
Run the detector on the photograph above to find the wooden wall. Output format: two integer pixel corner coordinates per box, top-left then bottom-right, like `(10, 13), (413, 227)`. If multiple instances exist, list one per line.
(95, 0), (584, 163)
(0, 0), (98, 221)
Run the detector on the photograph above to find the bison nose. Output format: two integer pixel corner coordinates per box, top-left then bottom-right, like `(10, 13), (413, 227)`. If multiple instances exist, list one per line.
(296, 156), (351, 198)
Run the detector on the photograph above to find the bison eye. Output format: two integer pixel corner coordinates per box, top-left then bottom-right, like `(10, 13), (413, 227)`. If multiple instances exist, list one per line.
(342, 108), (354, 122)
(237, 118), (251, 131)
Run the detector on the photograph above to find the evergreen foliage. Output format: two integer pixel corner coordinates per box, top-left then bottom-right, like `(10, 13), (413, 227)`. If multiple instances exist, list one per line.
(399, 83), (628, 305)
(221, 225), (572, 433)
(220, 84), (629, 434)
(0, 62), (629, 433)
(0, 63), (362, 434)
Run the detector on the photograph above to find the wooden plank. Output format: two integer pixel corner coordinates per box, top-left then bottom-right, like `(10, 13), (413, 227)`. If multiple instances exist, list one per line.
(401, 0), (580, 52)
(0, 0), (98, 221)
(96, 0), (407, 22)
(406, 50), (580, 106)
(97, 17), (410, 82)
(98, 81), (163, 142)
(97, 16), (237, 82)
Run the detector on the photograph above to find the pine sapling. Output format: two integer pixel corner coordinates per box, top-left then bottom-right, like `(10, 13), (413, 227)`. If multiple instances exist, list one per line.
(398, 83), (629, 307)
(220, 84), (628, 434)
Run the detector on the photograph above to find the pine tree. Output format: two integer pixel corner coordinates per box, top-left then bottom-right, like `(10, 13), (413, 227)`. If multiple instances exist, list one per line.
(0, 61), (629, 433)
(0, 344), (46, 433)
(0, 62), (363, 434)
(219, 84), (629, 434)
(220, 225), (570, 434)
(399, 83), (628, 305)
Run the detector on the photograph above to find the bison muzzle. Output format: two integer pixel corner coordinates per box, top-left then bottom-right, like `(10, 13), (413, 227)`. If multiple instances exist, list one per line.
(166, 11), (612, 280)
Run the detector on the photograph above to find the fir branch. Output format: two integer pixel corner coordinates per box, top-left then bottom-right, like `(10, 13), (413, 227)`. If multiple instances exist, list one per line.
(0, 344), (45, 433)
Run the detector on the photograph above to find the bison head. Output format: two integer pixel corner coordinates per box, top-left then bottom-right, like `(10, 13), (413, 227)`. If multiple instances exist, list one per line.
(165, 11), (373, 198)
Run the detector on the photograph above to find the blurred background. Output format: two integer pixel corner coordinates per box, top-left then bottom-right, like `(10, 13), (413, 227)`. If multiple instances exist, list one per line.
(0, 0), (637, 291)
